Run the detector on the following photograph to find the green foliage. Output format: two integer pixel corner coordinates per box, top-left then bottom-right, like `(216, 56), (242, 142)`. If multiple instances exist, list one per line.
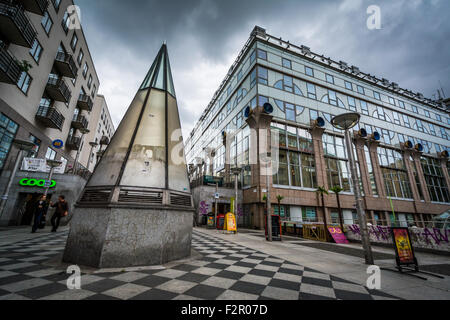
(330, 185), (344, 194)
(16, 60), (33, 72)
(276, 195), (284, 204)
(316, 186), (329, 195)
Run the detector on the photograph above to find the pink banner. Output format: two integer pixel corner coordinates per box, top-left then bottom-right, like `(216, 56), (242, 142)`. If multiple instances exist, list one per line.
(328, 227), (349, 244)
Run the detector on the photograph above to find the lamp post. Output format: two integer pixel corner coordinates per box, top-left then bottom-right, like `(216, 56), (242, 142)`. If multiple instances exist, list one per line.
(231, 167), (242, 216)
(266, 152), (273, 242)
(88, 142), (98, 172)
(73, 128), (90, 175)
(44, 160), (62, 196)
(0, 139), (36, 220)
(331, 112), (374, 265)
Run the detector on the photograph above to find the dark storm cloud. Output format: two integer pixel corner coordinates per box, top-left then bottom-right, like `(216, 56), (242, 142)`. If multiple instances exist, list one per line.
(75, 0), (450, 136)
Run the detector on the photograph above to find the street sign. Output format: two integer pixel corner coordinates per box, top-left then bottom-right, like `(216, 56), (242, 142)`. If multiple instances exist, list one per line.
(19, 178), (56, 188)
(52, 139), (64, 149)
(214, 193), (220, 199)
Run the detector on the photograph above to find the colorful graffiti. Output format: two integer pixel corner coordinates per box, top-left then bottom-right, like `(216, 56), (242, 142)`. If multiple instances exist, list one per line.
(199, 201), (209, 216)
(347, 224), (450, 248)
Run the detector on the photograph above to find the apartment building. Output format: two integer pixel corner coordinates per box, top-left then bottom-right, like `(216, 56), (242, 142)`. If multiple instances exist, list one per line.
(78, 94), (115, 172)
(0, 0), (109, 226)
(185, 26), (450, 229)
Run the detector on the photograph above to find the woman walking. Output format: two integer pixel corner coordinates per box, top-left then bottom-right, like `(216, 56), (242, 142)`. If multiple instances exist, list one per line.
(31, 195), (48, 233)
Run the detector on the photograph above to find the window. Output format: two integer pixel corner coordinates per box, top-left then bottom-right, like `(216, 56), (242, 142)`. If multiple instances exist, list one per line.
(45, 147), (57, 160)
(378, 147), (413, 199)
(360, 101), (369, 115)
(424, 110), (430, 118)
(62, 11), (70, 33)
(77, 49), (84, 65)
(29, 40), (43, 63)
(345, 81), (353, 91)
(398, 134), (405, 143)
(421, 157), (450, 203)
(388, 97), (395, 105)
(282, 58), (291, 69)
(250, 50), (256, 63)
(392, 111), (401, 125)
(373, 91), (381, 100)
(305, 66), (314, 77)
(41, 11), (53, 34)
(257, 67), (268, 85)
(325, 74), (334, 84)
(440, 127), (448, 140)
(436, 114), (442, 122)
(82, 62), (89, 78)
(52, 0), (61, 10)
(28, 135), (41, 158)
(411, 105), (418, 114)
(428, 124), (436, 136)
(87, 75), (93, 89)
(323, 134), (351, 192)
(92, 84), (97, 98)
(398, 100), (405, 109)
(70, 33), (78, 50)
(0, 114), (18, 170)
(375, 106), (385, 121)
(347, 97), (356, 111)
(257, 49), (267, 60)
(402, 115), (411, 128)
(357, 85), (365, 95)
(327, 90), (337, 106)
(250, 68), (256, 88)
(17, 72), (32, 94)
(237, 69), (243, 81)
(306, 83), (316, 99)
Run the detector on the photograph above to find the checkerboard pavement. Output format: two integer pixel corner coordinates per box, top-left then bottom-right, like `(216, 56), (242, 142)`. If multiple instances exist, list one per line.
(0, 229), (400, 300)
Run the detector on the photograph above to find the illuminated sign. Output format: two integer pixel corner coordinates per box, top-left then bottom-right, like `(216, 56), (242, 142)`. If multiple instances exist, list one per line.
(392, 227), (417, 267)
(52, 139), (64, 149)
(19, 178), (56, 188)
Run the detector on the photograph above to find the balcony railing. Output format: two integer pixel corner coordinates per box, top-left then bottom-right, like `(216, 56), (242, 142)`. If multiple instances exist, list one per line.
(45, 76), (71, 103)
(77, 93), (93, 111)
(0, 1), (37, 47)
(54, 51), (78, 78)
(35, 106), (65, 130)
(0, 41), (21, 84)
(15, 0), (49, 15)
(71, 114), (88, 130)
(66, 136), (81, 150)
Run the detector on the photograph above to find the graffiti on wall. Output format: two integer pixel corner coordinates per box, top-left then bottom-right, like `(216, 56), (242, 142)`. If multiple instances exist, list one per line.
(347, 224), (450, 249)
(199, 201), (209, 216)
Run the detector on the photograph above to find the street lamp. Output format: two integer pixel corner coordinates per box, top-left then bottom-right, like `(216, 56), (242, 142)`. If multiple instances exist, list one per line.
(44, 160), (62, 196)
(331, 112), (374, 265)
(73, 128), (90, 175)
(0, 139), (36, 220)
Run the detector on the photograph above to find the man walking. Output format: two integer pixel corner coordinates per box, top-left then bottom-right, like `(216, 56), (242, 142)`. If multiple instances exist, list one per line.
(32, 195), (48, 233)
(50, 195), (69, 232)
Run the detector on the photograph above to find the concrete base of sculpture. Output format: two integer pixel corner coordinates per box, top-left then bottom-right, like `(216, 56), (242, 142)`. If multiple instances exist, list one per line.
(63, 207), (193, 268)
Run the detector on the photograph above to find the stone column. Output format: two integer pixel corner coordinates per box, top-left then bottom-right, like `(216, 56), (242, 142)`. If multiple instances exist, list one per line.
(354, 136), (372, 197)
(367, 141), (386, 198)
(440, 158), (450, 192)
(403, 150), (421, 202)
(412, 153), (431, 203)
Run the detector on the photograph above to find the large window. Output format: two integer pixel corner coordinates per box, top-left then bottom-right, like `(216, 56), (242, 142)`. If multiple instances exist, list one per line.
(378, 147), (413, 199)
(17, 72), (32, 94)
(323, 134), (351, 192)
(421, 157), (450, 203)
(410, 156), (424, 201)
(306, 83), (316, 99)
(305, 66), (314, 77)
(257, 67), (268, 85)
(30, 39), (43, 63)
(0, 114), (18, 170)
(41, 11), (53, 34)
(364, 146), (378, 196)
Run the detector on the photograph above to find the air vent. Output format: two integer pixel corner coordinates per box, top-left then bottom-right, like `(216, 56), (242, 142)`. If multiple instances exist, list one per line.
(118, 189), (163, 205)
(80, 188), (111, 203)
(170, 193), (192, 207)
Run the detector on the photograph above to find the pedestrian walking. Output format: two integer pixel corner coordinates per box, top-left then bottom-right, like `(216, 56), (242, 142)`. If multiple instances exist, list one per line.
(31, 195), (48, 233)
(50, 195), (69, 232)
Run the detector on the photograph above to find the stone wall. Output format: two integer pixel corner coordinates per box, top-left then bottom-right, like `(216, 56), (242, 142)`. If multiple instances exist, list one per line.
(345, 224), (450, 253)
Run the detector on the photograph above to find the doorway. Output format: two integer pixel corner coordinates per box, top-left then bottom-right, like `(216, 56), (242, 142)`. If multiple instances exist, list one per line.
(17, 193), (53, 226)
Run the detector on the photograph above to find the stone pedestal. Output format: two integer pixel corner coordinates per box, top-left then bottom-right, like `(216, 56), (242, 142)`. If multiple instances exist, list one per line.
(63, 207), (192, 268)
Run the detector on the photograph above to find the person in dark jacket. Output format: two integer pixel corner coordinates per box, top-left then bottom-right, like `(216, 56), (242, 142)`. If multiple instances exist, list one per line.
(32, 195), (48, 233)
(50, 195), (69, 232)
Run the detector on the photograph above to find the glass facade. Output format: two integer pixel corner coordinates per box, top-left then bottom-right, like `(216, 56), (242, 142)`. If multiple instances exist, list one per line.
(421, 157), (450, 203)
(0, 114), (18, 170)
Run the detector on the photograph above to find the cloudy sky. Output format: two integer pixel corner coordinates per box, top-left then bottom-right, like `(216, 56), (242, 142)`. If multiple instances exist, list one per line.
(75, 0), (450, 138)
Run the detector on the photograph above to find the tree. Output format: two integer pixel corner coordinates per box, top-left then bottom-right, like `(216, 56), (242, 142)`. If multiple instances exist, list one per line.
(330, 185), (345, 232)
(316, 186), (330, 241)
(276, 195), (284, 218)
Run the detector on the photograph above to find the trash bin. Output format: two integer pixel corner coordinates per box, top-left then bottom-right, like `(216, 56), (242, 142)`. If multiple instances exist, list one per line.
(207, 213), (215, 228)
(201, 214), (207, 226)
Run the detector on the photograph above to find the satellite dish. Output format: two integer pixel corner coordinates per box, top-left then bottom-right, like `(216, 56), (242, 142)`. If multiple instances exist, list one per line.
(405, 140), (413, 149)
(415, 143), (423, 152)
(263, 103), (274, 114)
(371, 132), (381, 141)
(358, 128), (367, 138)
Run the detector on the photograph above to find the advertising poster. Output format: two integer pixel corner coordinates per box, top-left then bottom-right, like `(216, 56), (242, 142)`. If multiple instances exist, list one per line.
(328, 227), (349, 244)
(224, 212), (237, 232)
(392, 227), (415, 265)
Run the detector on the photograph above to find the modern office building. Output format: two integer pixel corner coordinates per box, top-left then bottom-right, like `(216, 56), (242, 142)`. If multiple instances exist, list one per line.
(0, 0), (111, 226)
(185, 26), (450, 229)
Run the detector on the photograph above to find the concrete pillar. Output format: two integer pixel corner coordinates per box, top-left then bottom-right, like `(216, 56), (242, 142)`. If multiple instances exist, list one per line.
(412, 153), (431, 203)
(309, 127), (327, 189)
(367, 141), (386, 198)
(354, 136), (372, 197)
(403, 150), (421, 202)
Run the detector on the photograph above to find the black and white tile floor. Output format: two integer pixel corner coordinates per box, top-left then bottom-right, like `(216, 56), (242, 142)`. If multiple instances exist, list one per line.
(0, 229), (399, 300)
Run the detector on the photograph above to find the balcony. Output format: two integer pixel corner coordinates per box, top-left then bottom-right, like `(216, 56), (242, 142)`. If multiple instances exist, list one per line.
(77, 93), (93, 111)
(71, 114), (88, 130)
(0, 1), (37, 47)
(66, 136), (81, 150)
(53, 51), (78, 78)
(0, 42), (21, 84)
(45, 76), (71, 103)
(35, 106), (65, 130)
(16, 0), (49, 15)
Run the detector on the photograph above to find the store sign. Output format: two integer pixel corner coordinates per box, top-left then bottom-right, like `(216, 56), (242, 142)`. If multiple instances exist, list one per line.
(328, 227), (349, 244)
(392, 227), (416, 266)
(52, 139), (64, 149)
(224, 212), (237, 233)
(19, 178), (56, 188)
(21, 158), (66, 174)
